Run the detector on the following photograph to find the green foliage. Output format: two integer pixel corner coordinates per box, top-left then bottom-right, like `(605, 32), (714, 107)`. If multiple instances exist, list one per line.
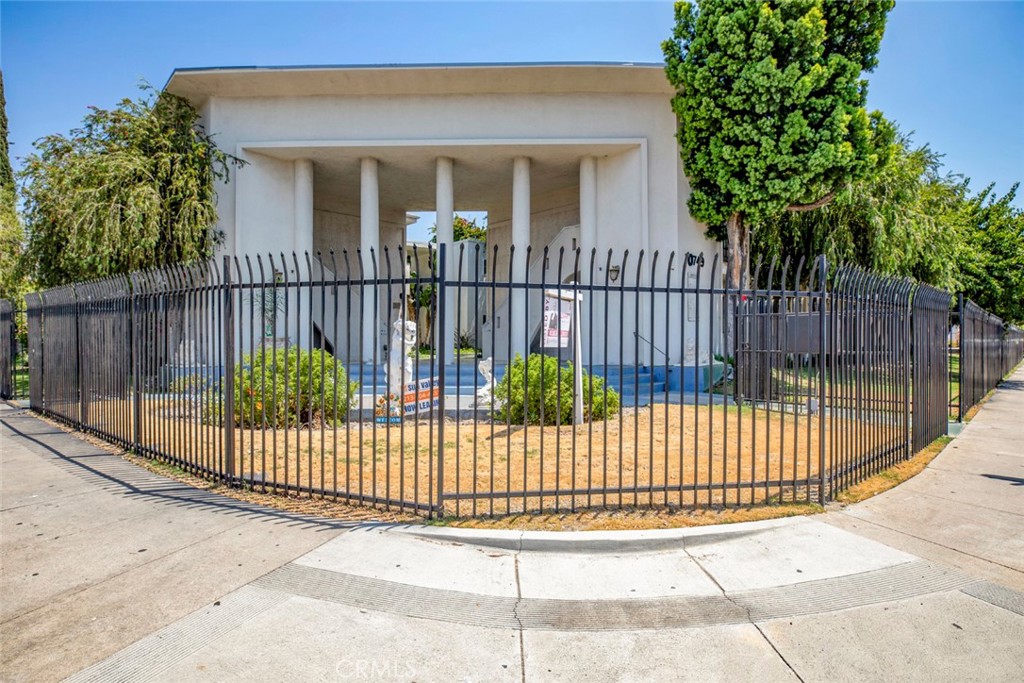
(955, 184), (1024, 324)
(495, 354), (619, 425)
(455, 329), (478, 353)
(0, 183), (25, 301)
(754, 128), (959, 289)
(230, 347), (359, 428)
(0, 71), (12, 191)
(0, 71), (28, 303)
(430, 215), (487, 242)
(752, 124), (1024, 324)
(19, 84), (243, 288)
(169, 373), (207, 395)
(663, 0), (894, 283)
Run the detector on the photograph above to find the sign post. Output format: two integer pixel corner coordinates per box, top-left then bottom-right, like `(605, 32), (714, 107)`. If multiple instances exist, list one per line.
(543, 289), (584, 425)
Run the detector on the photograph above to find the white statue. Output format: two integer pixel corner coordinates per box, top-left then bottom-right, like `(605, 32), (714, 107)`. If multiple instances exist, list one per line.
(684, 338), (696, 365)
(386, 319), (417, 398)
(476, 357), (498, 407)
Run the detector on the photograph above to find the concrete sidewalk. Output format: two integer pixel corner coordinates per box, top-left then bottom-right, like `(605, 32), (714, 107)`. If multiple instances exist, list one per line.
(2, 366), (1023, 682)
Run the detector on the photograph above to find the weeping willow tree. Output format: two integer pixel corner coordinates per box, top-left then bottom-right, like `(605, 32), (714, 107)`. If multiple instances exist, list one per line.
(753, 129), (961, 290)
(20, 85), (242, 287)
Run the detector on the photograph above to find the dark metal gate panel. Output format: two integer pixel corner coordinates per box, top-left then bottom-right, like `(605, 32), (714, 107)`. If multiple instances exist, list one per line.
(0, 299), (11, 399)
(826, 266), (915, 497)
(911, 284), (952, 453)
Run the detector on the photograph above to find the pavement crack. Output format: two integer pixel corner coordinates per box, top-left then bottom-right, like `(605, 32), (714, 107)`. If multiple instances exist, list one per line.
(684, 541), (805, 682)
(512, 531), (527, 683)
(683, 541), (751, 616)
(753, 622), (806, 683)
(682, 540), (728, 595)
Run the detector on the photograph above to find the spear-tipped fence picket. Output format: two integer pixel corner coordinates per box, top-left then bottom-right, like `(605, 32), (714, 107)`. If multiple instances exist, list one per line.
(12, 244), (1024, 517)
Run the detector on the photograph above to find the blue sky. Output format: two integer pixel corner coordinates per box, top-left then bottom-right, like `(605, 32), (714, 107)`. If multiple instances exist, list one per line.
(3, 0), (1023, 237)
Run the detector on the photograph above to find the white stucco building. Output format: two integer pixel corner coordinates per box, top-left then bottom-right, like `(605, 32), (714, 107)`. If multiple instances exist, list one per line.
(165, 62), (719, 369)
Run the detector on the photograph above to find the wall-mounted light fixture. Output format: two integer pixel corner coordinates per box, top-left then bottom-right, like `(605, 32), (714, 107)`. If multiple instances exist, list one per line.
(609, 265), (621, 283)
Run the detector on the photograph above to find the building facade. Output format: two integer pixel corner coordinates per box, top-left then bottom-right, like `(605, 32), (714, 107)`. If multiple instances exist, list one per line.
(166, 63), (719, 365)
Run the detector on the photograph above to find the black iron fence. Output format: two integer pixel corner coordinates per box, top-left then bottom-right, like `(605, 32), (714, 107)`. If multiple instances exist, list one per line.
(956, 296), (1024, 419)
(0, 298), (29, 400)
(20, 245), (1024, 517)
(0, 299), (12, 398)
(912, 283), (953, 452)
(825, 266), (915, 495)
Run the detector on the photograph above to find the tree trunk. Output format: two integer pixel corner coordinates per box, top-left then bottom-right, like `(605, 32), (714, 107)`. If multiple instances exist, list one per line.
(725, 212), (748, 291)
(724, 213), (750, 401)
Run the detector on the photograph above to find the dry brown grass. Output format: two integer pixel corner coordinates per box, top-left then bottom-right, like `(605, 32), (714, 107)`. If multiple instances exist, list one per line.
(439, 503), (823, 531)
(835, 435), (952, 504)
(115, 399), (879, 516)
(26, 399), (945, 530)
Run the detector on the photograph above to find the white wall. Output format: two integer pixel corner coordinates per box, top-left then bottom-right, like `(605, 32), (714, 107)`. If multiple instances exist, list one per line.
(206, 92), (701, 257)
(203, 85), (719, 365)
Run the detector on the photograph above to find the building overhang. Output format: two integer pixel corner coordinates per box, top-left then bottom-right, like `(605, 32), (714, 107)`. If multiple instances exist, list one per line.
(239, 137), (644, 213)
(164, 62), (672, 105)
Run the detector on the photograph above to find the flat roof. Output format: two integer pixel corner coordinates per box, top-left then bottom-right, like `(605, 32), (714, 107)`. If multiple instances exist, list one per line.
(164, 62), (672, 104)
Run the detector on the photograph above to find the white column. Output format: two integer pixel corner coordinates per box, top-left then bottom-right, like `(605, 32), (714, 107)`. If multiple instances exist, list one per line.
(510, 156), (531, 359)
(579, 156), (597, 365)
(579, 156), (597, 276)
(294, 159), (315, 264)
(360, 158), (379, 362)
(435, 157), (455, 360)
(294, 159), (315, 349)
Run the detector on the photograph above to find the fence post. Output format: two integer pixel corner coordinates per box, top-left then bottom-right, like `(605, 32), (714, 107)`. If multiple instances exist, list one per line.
(817, 257), (828, 505)
(223, 256), (236, 483)
(903, 285), (912, 458)
(957, 293), (964, 422)
(130, 278), (142, 448)
(435, 244), (447, 519)
(76, 286), (88, 428)
(0, 300), (10, 399)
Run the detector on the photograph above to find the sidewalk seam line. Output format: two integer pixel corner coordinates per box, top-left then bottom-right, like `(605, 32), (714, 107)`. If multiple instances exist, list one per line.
(513, 530), (527, 683)
(833, 511), (1024, 575)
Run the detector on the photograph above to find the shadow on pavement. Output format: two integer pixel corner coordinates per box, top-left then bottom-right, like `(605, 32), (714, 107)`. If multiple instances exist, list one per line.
(1, 409), (409, 534)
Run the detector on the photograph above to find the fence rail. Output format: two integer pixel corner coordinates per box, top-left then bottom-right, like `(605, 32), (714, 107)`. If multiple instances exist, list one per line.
(18, 244), (1024, 518)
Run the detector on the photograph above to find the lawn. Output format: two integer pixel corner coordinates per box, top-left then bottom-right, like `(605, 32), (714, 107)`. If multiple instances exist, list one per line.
(100, 396), (893, 517)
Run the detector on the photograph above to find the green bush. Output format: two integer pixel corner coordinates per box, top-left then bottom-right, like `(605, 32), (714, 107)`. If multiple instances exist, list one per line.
(495, 354), (619, 425)
(231, 347), (359, 428)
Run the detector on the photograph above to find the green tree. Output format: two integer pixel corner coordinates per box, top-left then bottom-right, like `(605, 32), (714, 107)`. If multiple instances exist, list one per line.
(0, 70), (27, 303)
(956, 184), (1024, 324)
(662, 0), (894, 289)
(753, 128), (960, 289)
(19, 85), (242, 288)
(430, 215), (487, 242)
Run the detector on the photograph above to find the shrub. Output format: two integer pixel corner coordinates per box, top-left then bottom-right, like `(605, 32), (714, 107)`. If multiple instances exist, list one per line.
(169, 372), (208, 395)
(494, 354), (619, 425)
(230, 347), (359, 428)
(455, 329), (479, 353)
